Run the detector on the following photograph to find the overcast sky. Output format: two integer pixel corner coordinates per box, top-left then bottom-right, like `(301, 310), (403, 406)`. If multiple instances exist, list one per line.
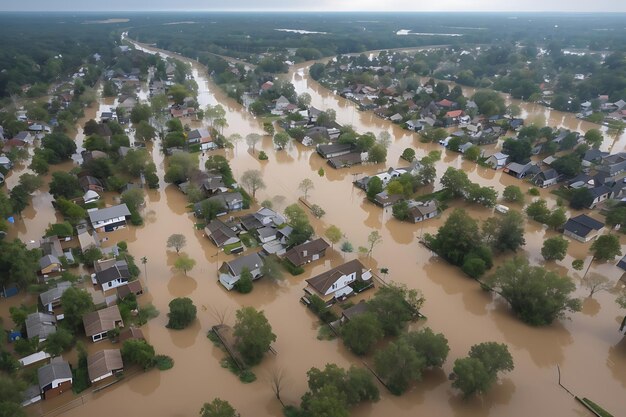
(2, 0), (626, 12)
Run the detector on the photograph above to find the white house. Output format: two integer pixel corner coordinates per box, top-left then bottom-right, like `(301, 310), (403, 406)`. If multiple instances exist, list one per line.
(91, 260), (130, 291)
(88, 204), (131, 232)
(304, 259), (372, 304)
(486, 152), (509, 169)
(218, 252), (264, 290)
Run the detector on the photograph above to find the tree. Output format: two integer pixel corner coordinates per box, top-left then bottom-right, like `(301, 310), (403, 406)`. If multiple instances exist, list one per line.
(440, 167), (470, 197)
(541, 236), (569, 261)
(169, 84), (190, 104)
(121, 188), (145, 212)
(130, 104), (152, 124)
(18, 173), (43, 194)
(502, 138), (532, 163)
(605, 205), (626, 229)
(245, 133), (261, 154)
(49, 171), (82, 199)
(467, 184), (498, 208)
(269, 368), (286, 407)
(452, 357), (492, 397)
(584, 128), (603, 148)
(582, 273), (613, 297)
(403, 328), (450, 368)
(241, 170), (265, 200)
(167, 297), (197, 329)
(60, 287), (94, 331)
(166, 234), (186, 254)
(302, 364), (379, 408)
(569, 188), (594, 210)
(590, 234), (622, 262)
(121, 339), (156, 370)
(9, 185), (29, 216)
(525, 199), (551, 223)
(233, 307), (276, 366)
(469, 342), (514, 376)
(366, 176), (383, 201)
(367, 230), (382, 256)
(297, 92), (312, 107)
(0, 239), (41, 289)
(367, 284), (424, 336)
(502, 185), (524, 204)
(464, 145), (482, 162)
(82, 247), (103, 266)
(41, 133), (76, 162)
(260, 256), (283, 281)
(200, 398), (239, 417)
(263, 121), (275, 136)
(135, 120), (156, 141)
(303, 385), (349, 417)
(174, 254), (196, 276)
(325, 225), (342, 249)
(374, 339), (426, 395)
(552, 154), (582, 179)
(55, 198), (87, 225)
(298, 178), (314, 200)
(425, 209), (481, 266)
(273, 132), (289, 150)
(284, 204), (313, 246)
(487, 257), (581, 325)
(235, 268), (253, 293)
(401, 148), (416, 161)
(482, 211), (526, 253)
(368, 143), (387, 163)
(45, 222), (73, 238)
(546, 208), (567, 230)
(341, 313), (384, 355)
(205, 155), (234, 185)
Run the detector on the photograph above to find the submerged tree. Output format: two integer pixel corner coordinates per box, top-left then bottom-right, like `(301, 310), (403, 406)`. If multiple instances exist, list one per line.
(166, 234), (187, 254)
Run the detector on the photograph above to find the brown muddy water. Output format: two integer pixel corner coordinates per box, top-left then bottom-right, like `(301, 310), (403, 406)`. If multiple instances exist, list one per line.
(2, 42), (625, 417)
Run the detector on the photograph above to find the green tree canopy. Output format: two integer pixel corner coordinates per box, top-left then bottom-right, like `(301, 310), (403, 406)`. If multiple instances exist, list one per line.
(341, 312), (384, 355)
(200, 398), (239, 417)
(60, 287), (94, 332)
(121, 339), (156, 370)
(541, 236), (569, 261)
(166, 297), (197, 330)
(233, 307), (276, 366)
(367, 283), (424, 336)
(590, 234), (622, 262)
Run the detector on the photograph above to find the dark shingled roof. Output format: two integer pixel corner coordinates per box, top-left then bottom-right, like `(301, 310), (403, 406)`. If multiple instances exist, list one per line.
(563, 214), (604, 238)
(306, 259), (366, 295)
(284, 238), (330, 267)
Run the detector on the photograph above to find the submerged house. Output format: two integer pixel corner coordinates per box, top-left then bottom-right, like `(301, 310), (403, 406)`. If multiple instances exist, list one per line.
(83, 305), (124, 342)
(39, 281), (71, 312)
(88, 204), (131, 232)
(87, 349), (123, 383)
(218, 252), (264, 290)
(303, 259), (372, 305)
(37, 358), (72, 399)
(563, 214), (604, 242)
(92, 259), (130, 291)
(283, 238), (330, 267)
(407, 200), (439, 223)
(486, 152), (509, 169)
(25, 312), (57, 342)
(205, 219), (240, 248)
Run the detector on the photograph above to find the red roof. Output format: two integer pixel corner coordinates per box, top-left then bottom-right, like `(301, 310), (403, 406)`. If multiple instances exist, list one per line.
(445, 110), (464, 118)
(437, 99), (454, 108)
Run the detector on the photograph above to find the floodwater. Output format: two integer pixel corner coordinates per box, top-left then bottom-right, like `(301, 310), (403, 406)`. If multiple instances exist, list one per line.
(4, 40), (625, 417)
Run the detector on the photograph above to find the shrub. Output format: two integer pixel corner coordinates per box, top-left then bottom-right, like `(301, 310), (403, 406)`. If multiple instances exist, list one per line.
(154, 355), (174, 371)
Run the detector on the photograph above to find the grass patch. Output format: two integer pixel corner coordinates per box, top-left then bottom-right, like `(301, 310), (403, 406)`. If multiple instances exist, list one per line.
(581, 398), (614, 417)
(223, 242), (244, 255)
(317, 325), (336, 341)
(154, 355), (174, 371)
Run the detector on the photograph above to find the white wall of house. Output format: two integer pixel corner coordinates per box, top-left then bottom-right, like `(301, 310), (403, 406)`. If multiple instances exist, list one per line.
(93, 216), (127, 229)
(50, 377), (72, 389)
(91, 371), (113, 384)
(91, 332), (108, 342)
(103, 278), (128, 291)
(324, 272), (356, 296)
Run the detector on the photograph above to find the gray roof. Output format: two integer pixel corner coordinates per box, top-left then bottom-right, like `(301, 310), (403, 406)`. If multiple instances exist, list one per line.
(224, 252), (264, 276)
(95, 261), (130, 285)
(39, 282), (71, 307)
(38, 359), (72, 389)
(88, 204), (131, 223)
(257, 226), (277, 239)
(39, 254), (61, 269)
(25, 312), (57, 340)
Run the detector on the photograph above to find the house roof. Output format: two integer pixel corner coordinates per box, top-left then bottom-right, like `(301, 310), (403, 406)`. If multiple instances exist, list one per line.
(589, 185), (611, 199)
(306, 259), (366, 295)
(88, 204), (131, 224)
(617, 255), (626, 271)
(39, 254), (61, 270)
(489, 152), (509, 161)
(205, 219), (239, 247)
(119, 327), (145, 342)
(39, 281), (71, 307)
(240, 214), (264, 231)
(95, 261), (130, 285)
(116, 280), (143, 299)
(563, 214), (604, 238)
(409, 201), (438, 217)
(87, 350), (123, 381)
(25, 312), (57, 340)
(223, 252), (264, 276)
(341, 301), (369, 320)
(284, 238), (330, 266)
(38, 359), (72, 389)
(257, 226), (277, 239)
(317, 143), (353, 157)
(83, 306), (123, 337)
(446, 110), (464, 118)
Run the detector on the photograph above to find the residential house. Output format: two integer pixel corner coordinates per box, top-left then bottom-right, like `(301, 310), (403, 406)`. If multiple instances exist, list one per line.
(407, 200), (439, 223)
(205, 219), (240, 248)
(373, 191), (404, 208)
(83, 305), (124, 342)
(354, 164), (420, 190)
(87, 349), (123, 383)
(3, 138), (27, 153)
(389, 113), (403, 122)
(317, 143), (353, 159)
(274, 95), (291, 112)
(256, 226), (277, 244)
(563, 214), (604, 242)
(92, 259), (130, 291)
(218, 252), (264, 290)
(406, 120), (424, 132)
(88, 204), (131, 232)
(0, 156), (12, 171)
(37, 358), (72, 399)
(532, 169), (559, 188)
(328, 152), (364, 169)
(116, 281), (143, 300)
(589, 185), (612, 208)
(458, 142), (474, 154)
(284, 238), (330, 267)
(25, 312), (57, 341)
(582, 149), (609, 168)
(303, 259), (372, 305)
(194, 192), (244, 217)
(119, 327), (145, 343)
(14, 130), (35, 143)
(78, 175), (105, 193)
(188, 128), (216, 150)
(503, 162), (540, 179)
(486, 152), (509, 169)
(597, 153), (626, 177)
(39, 255), (62, 276)
(340, 301), (369, 324)
(39, 281), (71, 312)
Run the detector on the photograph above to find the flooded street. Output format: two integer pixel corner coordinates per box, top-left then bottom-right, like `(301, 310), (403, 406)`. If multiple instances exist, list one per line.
(8, 41), (626, 417)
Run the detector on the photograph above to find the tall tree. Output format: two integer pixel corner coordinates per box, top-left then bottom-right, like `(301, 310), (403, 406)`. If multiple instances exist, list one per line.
(241, 170), (266, 200)
(233, 307), (276, 366)
(324, 225), (342, 249)
(166, 234), (187, 254)
(298, 178), (314, 200)
(200, 398), (239, 417)
(60, 287), (94, 332)
(174, 254), (196, 276)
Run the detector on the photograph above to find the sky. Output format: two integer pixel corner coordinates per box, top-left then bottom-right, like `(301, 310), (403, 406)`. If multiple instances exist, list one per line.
(2, 0), (626, 12)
